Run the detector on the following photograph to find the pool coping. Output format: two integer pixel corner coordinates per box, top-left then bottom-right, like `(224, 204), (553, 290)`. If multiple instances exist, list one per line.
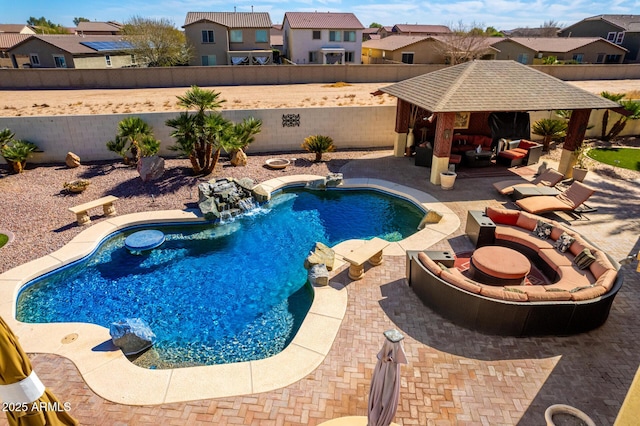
(0, 175), (459, 405)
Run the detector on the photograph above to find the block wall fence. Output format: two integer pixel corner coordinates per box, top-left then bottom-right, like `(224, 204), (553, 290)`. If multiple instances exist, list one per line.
(1, 63), (640, 90)
(0, 106), (398, 163)
(1, 107), (637, 165)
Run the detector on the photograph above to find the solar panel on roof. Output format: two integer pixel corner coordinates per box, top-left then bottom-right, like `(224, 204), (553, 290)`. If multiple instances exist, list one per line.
(80, 41), (133, 51)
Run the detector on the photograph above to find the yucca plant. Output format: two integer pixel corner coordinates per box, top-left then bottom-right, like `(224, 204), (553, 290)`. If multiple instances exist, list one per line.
(302, 135), (335, 162)
(532, 118), (567, 152)
(1, 140), (38, 173)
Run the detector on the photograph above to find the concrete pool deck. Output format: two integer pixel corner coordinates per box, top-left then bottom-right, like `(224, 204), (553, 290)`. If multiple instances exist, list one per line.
(0, 175), (458, 405)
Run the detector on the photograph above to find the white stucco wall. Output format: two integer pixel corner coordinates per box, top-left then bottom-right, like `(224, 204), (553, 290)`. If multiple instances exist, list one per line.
(0, 106), (396, 163)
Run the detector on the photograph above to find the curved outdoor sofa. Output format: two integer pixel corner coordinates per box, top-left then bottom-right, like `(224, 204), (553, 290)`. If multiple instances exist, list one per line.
(406, 207), (623, 336)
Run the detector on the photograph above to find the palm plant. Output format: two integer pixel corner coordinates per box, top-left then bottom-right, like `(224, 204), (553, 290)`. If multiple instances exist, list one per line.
(167, 86), (227, 175)
(221, 117), (263, 166)
(532, 118), (567, 152)
(106, 117), (154, 164)
(0, 128), (15, 150)
(1, 140), (38, 173)
(600, 92), (640, 141)
(302, 135), (335, 162)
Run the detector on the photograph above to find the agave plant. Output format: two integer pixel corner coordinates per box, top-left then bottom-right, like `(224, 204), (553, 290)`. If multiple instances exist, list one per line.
(532, 118), (567, 152)
(1, 140), (38, 173)
(302, 135), (335, 162)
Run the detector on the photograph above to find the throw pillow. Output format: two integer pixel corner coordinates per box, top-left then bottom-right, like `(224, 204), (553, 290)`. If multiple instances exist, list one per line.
(570, 285), (594, 293)
(573, 248), (596, 270)
(436, 262), (450, 272)
(554, 232), (576, 253)
(532, 220), (553, 240)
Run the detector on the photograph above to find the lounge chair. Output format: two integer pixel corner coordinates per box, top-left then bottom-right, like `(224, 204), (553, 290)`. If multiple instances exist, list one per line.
(515, 181), (595, 215)
(492, 168), (564, 196)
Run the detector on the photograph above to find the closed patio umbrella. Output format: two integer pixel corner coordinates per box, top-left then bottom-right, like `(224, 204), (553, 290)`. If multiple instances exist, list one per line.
(367, 329), (407, 426)
(0, 316), (78, 426)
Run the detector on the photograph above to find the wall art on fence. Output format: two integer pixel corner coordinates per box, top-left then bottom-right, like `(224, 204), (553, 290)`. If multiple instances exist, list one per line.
(282, 114), (300, 127)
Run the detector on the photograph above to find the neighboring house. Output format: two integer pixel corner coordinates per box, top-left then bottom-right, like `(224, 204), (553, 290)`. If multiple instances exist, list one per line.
(362, 27), (380, 41)
(363, 35), (497, 64)
(559, 15), (640, 63)
(502, 27), (560, 37)
(391, 24), (451, 36)
(0, 34), (31, 67)
(282, 12), (364, 64)
(7, 35), (135, 68)
(0, 24), (36, 34)
(183, 12), (273, 66)
(491, 37), (627, 64)
(271, 24), (283, 53)
(378, 26), (394, 38)
(75, 21), (123, 35)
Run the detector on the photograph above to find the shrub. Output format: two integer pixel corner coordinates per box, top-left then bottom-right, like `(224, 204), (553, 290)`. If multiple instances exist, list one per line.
(302, 135), (335, 162)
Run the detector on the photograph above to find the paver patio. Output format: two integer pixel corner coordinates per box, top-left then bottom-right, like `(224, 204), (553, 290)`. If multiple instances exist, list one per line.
(2, 151), (639, 425)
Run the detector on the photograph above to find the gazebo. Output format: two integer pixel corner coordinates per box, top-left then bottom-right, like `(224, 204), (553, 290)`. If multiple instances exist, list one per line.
(379, 60), (621, 185)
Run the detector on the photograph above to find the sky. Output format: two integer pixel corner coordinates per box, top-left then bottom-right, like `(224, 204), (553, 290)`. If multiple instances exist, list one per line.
(3, 0), (639, 31)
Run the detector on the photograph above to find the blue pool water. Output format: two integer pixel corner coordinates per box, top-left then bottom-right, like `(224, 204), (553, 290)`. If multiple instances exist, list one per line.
(17, 188), (423, 368)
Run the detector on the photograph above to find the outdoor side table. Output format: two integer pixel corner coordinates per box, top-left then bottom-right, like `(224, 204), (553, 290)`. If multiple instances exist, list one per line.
(465, 210), (496, 248)
(464, 150), (493, 167)
(512, 186), (561, 200)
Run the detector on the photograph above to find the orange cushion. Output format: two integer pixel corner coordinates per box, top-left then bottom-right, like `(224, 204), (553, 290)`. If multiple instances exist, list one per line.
(570, 285), (607, 301)
(440, 270), (482, 294)
(480, 285), (529, 301)
(418, 252), (443, 277)
(515, 212), (538, 231)
(595, 269), (617, 292)
(485, 206), (519, 225)
(495, 226), (555, 250)
(529, 289), (572, 301)
(589, 251), (615, 279)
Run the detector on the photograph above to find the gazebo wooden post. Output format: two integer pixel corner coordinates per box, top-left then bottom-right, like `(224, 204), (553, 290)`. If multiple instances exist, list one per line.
(430, 112), (456, 185)
(558, 108), (591, 178)
(392, 99), (411, 157)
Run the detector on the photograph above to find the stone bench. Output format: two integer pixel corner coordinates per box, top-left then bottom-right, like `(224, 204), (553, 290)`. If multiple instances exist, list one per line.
(342, 237), (390, 280)
(69, 195), (119, 225)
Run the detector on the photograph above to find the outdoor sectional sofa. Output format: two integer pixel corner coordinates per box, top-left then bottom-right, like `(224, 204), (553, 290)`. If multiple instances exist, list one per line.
(497, 139), (543, 167)
(406, 206), (623, 336)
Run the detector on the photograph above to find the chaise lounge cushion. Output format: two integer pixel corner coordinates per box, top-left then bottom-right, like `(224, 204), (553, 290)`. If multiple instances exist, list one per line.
(492, 169), (564, 196)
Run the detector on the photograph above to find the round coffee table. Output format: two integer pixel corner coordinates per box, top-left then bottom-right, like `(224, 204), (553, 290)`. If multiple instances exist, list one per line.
(469, 246), (531, 286)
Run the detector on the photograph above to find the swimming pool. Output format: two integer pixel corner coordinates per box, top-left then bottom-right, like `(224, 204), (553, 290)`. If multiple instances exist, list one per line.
(17, 188), (424, 368)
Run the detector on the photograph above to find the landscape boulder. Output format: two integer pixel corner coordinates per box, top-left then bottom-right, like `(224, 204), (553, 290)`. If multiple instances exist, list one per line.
(65, 152), (81, 168)
(308, 264), (329, 286)
(137, 155), (165, 182)
(109, 318), (156, 356)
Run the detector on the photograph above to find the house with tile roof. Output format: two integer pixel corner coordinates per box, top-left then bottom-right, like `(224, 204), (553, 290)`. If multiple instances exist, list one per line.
(391, 24), (451, 36)
(0, 33), (31, 68)
(75, 21), (122, 35)
(491, 37), (627, 64)
(559, 15), (640, 63)
(7, 35), (135, 68)
(183, 12), (273, 66)
(282, 12), (364, 64)
(362, 35), (497, 64)
(0, 24), (36, 35)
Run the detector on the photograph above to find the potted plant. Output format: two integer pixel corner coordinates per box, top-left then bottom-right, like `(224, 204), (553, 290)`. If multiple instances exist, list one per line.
(572, 143), (589, 182)
(1, 139), (38, 173)
(302, 135), (335, 162)
(544, 404), (595, 426)
(440, 165), (457, 190)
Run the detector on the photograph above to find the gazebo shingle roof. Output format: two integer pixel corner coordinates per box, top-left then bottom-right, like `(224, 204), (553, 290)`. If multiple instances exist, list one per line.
(379, 60), (620, 113)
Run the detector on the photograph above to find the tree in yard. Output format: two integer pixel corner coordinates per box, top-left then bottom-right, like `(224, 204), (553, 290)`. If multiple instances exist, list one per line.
(369, 23), (383, 28)
(27, 16), (68, 34)
(73, 17), (90, 26)
(600, 92), (640, 141)
(121, 16), (192, 66)
(435, 21), (496, 65)
(166, 86), (229, 175)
